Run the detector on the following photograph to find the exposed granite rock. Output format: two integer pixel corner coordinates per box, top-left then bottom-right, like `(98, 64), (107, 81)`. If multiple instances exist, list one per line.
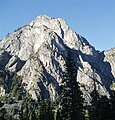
(0, 86), (5, 96)
(104, 48), (115, 77)
(0, 15), (114, 102)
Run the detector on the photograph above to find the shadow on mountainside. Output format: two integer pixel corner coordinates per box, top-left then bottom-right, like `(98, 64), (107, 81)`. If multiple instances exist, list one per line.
(0, 51), (26, 72)
(93, 51), (115, 89)
(0, 51), (12, 69)
(37, 58), (59, 100)
(9, 57), (26, 72)
(69, 48), (115, 92)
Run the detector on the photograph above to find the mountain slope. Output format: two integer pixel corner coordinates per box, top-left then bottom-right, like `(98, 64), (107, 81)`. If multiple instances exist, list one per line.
(0, 15), (114, 103)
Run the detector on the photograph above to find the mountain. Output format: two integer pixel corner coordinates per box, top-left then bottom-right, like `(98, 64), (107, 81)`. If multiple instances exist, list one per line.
(0, 15), (115, 104)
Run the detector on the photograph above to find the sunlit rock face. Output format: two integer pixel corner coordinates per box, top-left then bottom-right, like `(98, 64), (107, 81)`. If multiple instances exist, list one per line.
(0, 15), (114, 102)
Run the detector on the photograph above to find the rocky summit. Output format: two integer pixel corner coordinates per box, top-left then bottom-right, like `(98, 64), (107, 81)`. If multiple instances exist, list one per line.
(0, 15), (115, 103)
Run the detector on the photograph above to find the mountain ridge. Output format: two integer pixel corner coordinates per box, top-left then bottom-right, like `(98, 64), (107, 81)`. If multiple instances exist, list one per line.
(0, 15), (115, 103)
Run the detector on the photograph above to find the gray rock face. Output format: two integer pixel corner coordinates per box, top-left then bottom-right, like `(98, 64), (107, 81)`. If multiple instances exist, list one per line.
(0, 15), (114, 102)
(104, 48), (115, 77)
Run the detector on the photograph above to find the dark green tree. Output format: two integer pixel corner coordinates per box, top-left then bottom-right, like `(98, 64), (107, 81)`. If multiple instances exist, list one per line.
(59, 51), (85, 120)
(89, 78), (111, 120)
(19, 99), (29, 120)
(19, 97), (39, 120)
(0, 108), (10, 120)
(109, 90), (115, 120)
(89, 79), (100, 120)
(98, 96), (111, 120)
(38, 99), (54, 120)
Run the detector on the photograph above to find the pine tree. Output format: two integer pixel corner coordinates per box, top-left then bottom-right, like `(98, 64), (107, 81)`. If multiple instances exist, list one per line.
(109, 90), (115, 120)
(39, 99), (54, 120)
(59, 51), (85, 120)
(89, 79), (100, 120)
(89, 75), (111, 120)
(0, 108), (10, 120)
(98, 96), (111, 120)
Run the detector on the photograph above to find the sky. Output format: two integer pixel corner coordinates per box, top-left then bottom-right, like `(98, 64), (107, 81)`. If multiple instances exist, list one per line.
(0, 0), (115, 51)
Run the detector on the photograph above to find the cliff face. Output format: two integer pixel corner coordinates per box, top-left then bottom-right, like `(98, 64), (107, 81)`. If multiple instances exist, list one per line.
(0, 15), (114, 103)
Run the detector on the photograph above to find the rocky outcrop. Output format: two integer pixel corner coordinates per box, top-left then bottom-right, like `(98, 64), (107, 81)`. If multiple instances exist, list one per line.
(104, 48), (115, 77)
(0, 86), (5, 97)
(0, 15), (114, 103)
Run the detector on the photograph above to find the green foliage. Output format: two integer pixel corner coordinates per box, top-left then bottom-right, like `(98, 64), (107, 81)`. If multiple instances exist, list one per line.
(0, 95), (13, 104)
(97, 96), (111, 120)
(0, 70), (4, 86)
(11, 74), (25, 100)
(0, 48), (5, 52)
(59, 51), (85, 120)
(89, 84), (100, 120)
(19, 98), (39, 120)
(12, 106), (18, 116)
(109, 91), (115, 120)
(110, 81), (115, 90)
(89, 82), (115, 120)
(38, 99), (54, 120)
(0, 57), (115, 120)
(0, 69), (26, 101)
(89, 95), (111, 120)
(84, 109), (90, 120)
(0, 108), (10, 120)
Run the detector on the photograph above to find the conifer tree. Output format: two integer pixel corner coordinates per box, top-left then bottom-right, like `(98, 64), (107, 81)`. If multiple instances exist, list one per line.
(89, 78), (100, 120)
(109, 90), (115, 120)
(0, 108), (10, 120)
(97, 96), (111, 120)
(39, 99), (54, 120)
(59, 50), (85, 120)
(89, 74), (111, 120)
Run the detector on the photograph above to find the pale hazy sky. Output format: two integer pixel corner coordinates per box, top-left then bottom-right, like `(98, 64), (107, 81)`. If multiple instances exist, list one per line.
(0, 0), (115, 51)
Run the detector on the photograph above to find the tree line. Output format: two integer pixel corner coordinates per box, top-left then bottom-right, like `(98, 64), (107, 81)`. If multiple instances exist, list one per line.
(0, 51), (115, 120)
